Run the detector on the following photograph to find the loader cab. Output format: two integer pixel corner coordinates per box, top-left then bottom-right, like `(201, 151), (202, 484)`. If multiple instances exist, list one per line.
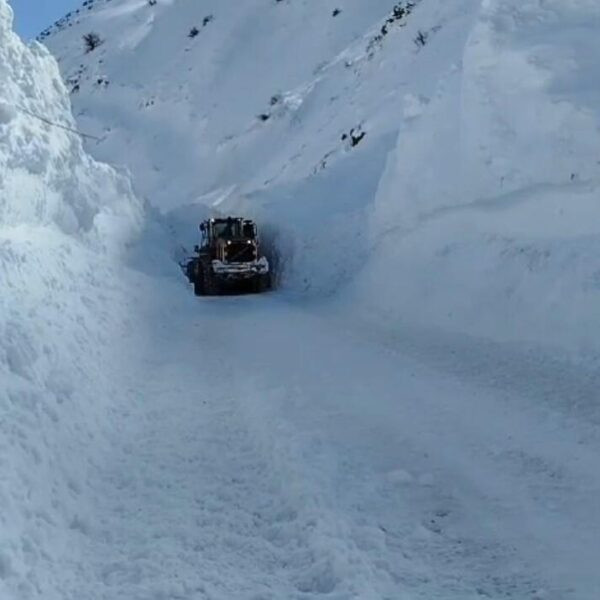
(212, 219), (239, 240)
(198, 218), (260, 263)
(200, 218), (257, 245)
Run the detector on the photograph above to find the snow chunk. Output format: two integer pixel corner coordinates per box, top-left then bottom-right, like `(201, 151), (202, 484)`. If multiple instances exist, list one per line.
(403, 93), (429, 120)
(386, 468), (415, 485)
(0, 101), (15, 123)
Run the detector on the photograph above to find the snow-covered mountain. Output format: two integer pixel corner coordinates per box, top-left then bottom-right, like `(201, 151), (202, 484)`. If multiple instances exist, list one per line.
(3, 0), (600, 598)
(42, 0), (600, 352)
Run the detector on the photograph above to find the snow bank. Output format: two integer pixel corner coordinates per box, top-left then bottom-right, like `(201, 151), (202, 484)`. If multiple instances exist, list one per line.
(354, 0), (600, 353)
(0, 3), (140, 246)
(0, 2), (143, 597)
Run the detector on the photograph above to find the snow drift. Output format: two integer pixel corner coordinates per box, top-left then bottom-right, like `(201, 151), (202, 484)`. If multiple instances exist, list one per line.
(0, 2), (142, 597)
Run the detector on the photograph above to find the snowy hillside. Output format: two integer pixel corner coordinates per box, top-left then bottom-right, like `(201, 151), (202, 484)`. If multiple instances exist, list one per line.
(43, 0), (473, 292)
(2, 0), (600, 598)
(43, 0), (600, 353)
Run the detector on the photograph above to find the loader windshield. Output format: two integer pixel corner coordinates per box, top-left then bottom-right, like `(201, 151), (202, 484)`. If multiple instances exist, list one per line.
(213, 220), (242, 239)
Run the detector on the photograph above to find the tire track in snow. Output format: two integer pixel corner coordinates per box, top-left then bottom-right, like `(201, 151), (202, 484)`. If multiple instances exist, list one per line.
(207, 296), (597, 600)
(52, 280), (599, 599)
(58, 290), (396, 599)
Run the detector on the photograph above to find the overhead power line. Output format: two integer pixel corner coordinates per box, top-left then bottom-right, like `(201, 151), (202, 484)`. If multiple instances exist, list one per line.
(15, 105), (105, 142)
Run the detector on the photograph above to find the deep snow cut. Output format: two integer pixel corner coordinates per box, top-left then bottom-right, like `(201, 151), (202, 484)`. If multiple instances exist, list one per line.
(43, 0), (600, 353)
(2, 1), (600, 599)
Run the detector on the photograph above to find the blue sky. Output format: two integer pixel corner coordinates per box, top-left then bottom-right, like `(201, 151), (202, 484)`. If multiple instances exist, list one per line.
(10, 0), (81, 39)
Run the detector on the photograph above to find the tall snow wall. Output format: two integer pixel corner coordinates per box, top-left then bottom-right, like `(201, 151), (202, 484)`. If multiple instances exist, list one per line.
(0, 2), (143, 597)
(353, 0), (600, 353)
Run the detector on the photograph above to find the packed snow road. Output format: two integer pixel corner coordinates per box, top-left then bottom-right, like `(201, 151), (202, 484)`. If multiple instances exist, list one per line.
(59, 275), (600, 600)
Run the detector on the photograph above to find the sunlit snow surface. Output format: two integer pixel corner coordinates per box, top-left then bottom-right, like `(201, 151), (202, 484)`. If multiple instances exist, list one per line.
(1, 0), (599, 598)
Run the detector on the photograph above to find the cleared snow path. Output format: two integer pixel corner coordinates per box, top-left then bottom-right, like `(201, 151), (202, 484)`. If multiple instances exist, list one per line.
(59, 279), (600, 600)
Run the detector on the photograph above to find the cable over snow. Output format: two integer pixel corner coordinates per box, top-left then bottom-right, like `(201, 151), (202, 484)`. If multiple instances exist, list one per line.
(0, 3), (141, 244)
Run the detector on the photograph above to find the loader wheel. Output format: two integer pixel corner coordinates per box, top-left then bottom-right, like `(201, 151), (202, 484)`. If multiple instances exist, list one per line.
(189, 260), (204, 296)
(193, 276), (204, 296)
(202, 262), (220, 295)
(254, 273), (271, 293)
